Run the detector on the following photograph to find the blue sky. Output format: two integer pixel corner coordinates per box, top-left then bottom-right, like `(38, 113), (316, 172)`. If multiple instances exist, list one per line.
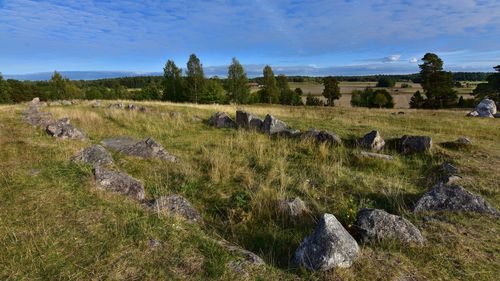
(1, 0), (499, 76)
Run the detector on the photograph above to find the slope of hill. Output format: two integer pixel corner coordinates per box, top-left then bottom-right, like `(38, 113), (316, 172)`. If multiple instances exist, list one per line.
(0, 101), (499, 280)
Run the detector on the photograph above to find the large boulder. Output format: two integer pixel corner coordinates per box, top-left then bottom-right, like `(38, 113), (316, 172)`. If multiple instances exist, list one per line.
(359, 130), (385, 151)
(474, 99), (497, 117)
(355, 209), (424, 245)
(72, 145), (114, 166)
(413, 184), (499, 216)
(261, 114), (288, 134)
(149, 195), (202, 223)
(302, 129), (342, 146)
(294, 213), (359, 271)
(46, 118), (86, 140)
(93, 166), (145, 201)
(235, 110), (263, 130)
(396, 135), (432, 154)
(101, 137), (177, 162)
(208, 112), (237, 128)
(277, 197), (309, 218)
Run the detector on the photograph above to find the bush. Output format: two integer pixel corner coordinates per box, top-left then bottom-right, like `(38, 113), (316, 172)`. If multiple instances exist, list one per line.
(376, 77), (396, 88)
(305, 94), (324, 106)
(350, 88), (394, 108)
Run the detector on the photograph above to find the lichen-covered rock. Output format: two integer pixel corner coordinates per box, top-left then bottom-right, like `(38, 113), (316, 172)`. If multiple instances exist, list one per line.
(413, 184), (499, 215)
(236, 110), (263, 130)
(355, 208), (424, 245)
(72, 145), (113, 166)
(218, 239), (265, 266)
(271, 128), (302, 139)
(302, 129), (342, 146)
(150, 195), (202, 223)
(261, 114), (288, 134)
(46, 118), (86, 140)
(441, 137), (472, 149)
(101, 136), (177, 162)
(294, 213), (359, 271)
(208, 112), (237, 128)
(93, 166), (145, 201)
(360, 151), (393, 160)
(277, 197), (309, 218)
(359, 130), (385, 151)
(396, 135), (432, 154)
(474, 99), (497, 117)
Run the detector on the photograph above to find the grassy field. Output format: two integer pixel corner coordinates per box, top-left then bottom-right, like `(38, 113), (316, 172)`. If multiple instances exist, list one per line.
(1, 101), (499, 280)
(288, 82), (478, 108)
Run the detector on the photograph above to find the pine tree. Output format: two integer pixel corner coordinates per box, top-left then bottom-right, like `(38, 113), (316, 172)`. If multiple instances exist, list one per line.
(261, 65), (279, 103)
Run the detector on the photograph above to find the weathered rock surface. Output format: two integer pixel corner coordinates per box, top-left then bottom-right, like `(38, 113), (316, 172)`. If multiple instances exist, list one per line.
(46, 118), (87, 140)
(473, 99), (497, 117)
(150, 195), (202, 223)
(236, 110), (263, 130)
(261, 114), (288, 134)
(355, 208), (424, 245)
(101, 136), (177, 162)
(271, 128), (302, 139)
(359, 151), (393, 160)
(466, 111), (479, 117)
(277, 197), (309, 218)
(218, 239), (265, 266)
(413, 184), (499, 215)
(208, 112), (237, 128)
(92, 100), (101, 107)
(72, 145), (114, 166)
(442, 162), (459, 175)
(441, 137), (472, 149)
(359, 130), (385, 151)
(302, 129), (342, 145)
(294, 213), (359, 271)
(396, 135), (432, 154)
(93, 166), (145, 200)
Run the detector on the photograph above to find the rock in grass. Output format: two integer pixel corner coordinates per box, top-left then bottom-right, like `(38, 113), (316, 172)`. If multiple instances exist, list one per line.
(150, 195), (202, 223)
(72, 145), (114, 166)
(441, 137), (472, 149)
(236, 110), (263, 129)
(294, 213), (359, 271)
(218, 239), (265, 265)
(413, 184), (499, 216)
(208, 112), (237, 128)
(474, 99), (497, 117)
(302, 129), (342, 146)
(396, 135), (432, 154)
(355, 208), (424, 245)
(271, 128), (302, 139)
(442, 162), (459, 175)
(277, 197), (309, 218)
(359, 130), (385, 151)
(93, 166), (145, 201)
(261, 114), (289, 134)
(46, 118), (87, 140)
(360, 151), (393, 160)
(101, 136), (177, 162)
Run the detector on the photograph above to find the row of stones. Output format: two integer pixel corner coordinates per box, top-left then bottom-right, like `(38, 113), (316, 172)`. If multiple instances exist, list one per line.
(22, 98), (265, 272)
(208, 109), (499, 271)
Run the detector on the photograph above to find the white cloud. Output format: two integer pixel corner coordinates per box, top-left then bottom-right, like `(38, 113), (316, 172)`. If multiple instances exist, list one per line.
(409, 57), (418, 63)
(384, 55), (401, 62)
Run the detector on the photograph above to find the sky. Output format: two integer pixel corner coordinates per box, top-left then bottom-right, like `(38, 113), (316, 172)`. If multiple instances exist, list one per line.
(1, 0), (499, 77)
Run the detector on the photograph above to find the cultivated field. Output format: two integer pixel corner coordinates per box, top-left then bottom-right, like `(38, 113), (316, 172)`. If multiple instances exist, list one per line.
(288, 81), (478, 108)
(1, 101), (499, 280)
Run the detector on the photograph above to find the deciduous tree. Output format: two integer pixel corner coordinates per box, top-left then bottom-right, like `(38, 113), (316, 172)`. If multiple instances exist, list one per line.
(226, 58), (249, 104)
(322, 76), (341, 106)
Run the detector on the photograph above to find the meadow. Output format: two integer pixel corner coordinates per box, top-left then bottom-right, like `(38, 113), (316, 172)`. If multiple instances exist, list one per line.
(0, 100), (499, 280)
(287, 81), (478, 108)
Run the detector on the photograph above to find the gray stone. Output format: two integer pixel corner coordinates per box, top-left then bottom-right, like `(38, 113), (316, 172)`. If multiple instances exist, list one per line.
(108, 103), (124, 109)
(218, 239), (265, 265)
(466, 111), (479, 117)
(474, 99), (497, 117)
(101, 137), (177, 162)
(442, 137), (472, 149)
(72, 145), (114, 166)
(236, 110), (263, 129)
(359, 130), (385, 151)
(61, 100), (72, 106)
(442, 162), (459, 175)
(396, 135), (432, 154)
(271, 128), (302, 139)
(277, 197), (309, 218)
(150, 195), (202, 223)
(126, 104), (138, 110)
(360, 151), (393, 160)
(413, 184), (499, 216)
(261, 114), (288, 134)
(92, 100), (102, 107)
(208, 112), (237, 128)
(302, 129), (342, 146)
(355, 208), (424, 245)
(31, 97), (40, 104)
(440, 175), (462, 185)
(93, 166), (145, 201)
(46, 118), (87, 140)
(169, 111), (183, 118)
(294, 213), (359, 271)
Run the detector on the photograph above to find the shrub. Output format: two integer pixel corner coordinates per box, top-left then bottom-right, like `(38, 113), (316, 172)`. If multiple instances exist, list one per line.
(305, 94), (324, 106)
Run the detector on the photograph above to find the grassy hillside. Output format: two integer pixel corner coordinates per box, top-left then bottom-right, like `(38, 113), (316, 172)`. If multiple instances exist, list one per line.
(1, 101), (499, 280)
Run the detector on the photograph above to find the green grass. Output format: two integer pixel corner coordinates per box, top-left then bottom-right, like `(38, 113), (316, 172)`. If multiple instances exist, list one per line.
(1, 101), (499, 280)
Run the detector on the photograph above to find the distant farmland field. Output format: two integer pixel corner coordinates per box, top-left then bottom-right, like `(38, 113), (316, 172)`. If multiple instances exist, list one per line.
(288, 81), (478, 109)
